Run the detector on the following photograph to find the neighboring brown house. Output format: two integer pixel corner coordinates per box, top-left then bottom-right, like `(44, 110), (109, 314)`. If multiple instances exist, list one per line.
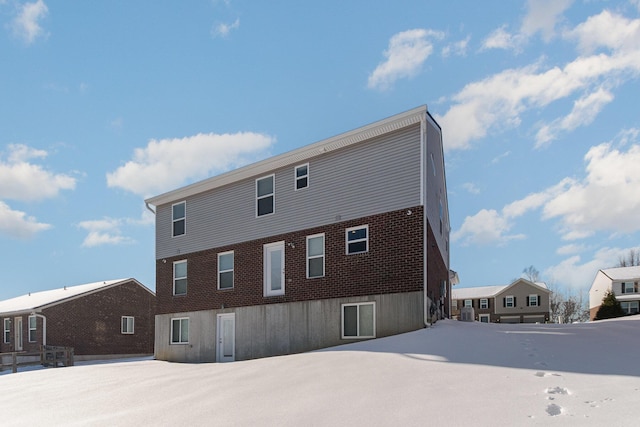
(145, 106), (453, 363)
(0, 279), (155, 360)
(451, 279), (551, 324)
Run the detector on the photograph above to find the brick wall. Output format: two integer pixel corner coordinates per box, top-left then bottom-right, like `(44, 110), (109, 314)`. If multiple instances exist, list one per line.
(157, 207), (427, 315)
(426, 221), (450, 318)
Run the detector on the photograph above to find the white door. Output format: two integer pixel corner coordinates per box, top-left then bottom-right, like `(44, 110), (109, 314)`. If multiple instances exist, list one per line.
(15, 317), (23, 351)
(217, 313), (235, 363)
(264, 241), (285, 296)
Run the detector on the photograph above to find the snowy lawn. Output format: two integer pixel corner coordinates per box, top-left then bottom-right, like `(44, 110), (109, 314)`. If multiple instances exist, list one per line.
(1, 316), (639, 426)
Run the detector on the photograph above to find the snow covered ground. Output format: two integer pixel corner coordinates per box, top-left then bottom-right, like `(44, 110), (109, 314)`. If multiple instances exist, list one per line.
(1, 316), (639, 426)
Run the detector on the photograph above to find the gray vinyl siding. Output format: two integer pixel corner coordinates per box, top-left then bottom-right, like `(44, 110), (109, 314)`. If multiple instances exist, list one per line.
(155, 124), (422, 259)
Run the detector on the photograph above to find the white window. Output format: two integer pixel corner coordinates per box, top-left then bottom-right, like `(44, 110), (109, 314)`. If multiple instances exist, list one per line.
(28, 315), (36, 342)
(173, 260), (187, 296)
(121, 316), (135, 334)
(464, 299), (472, 308)
(3, 318), (10, 343)
(218, 251), (234, 290)
(342, 302), (375, 339)
(621, 301), (639, 314)
(256, 175), (275, 217)
(172, 201), (186, 237)
(307, 234), (325, 278)
(171, 318), (189, 344)
(528, 295), (539, 307)
(505, 296), (515, 308)
(295, 164), (309, 190)
(346, 225), (368, 255)
(480, 298), (488, 309)
(622, 282), (635, 294)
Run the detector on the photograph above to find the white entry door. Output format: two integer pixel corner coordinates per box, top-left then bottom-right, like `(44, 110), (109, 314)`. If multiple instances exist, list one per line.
(217, 313), (235, 363)
(15, 317), (23, 351)
(264, 241), (285, 296)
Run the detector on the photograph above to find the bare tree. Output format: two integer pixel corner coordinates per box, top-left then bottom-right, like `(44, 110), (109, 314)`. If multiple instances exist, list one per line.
(546, 281), (589, 323)
(523, 265), (540, 282)
(617, 249), (640, 267)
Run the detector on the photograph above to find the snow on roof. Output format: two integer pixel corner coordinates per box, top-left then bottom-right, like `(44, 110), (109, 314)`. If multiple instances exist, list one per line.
(0, 279), (128, 315)
(452, 285), (507, 299)
(601, 266), (640, 281)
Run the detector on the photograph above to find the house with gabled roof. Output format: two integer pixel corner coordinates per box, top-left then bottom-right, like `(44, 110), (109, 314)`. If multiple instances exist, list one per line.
(145, 106), (452, 363)
(589, 266), (640, 320)
(0, 279), (155, 360)
(452, 279), (551, 324)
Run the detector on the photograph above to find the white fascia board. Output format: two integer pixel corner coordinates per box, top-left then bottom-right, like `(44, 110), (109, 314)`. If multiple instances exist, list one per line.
(145, 105), (428, 207)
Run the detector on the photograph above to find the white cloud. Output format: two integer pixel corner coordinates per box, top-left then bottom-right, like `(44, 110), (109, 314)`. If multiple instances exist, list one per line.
(78, 218), (134, 248)
(0, 144), (76, 202)
(10, 0), (49, 45)
(107, 132), (275, 198)
(367, 29), (444, 91)
(556, 243), (586, 255)
(439, 10), (640, 151)
(451, 209), (525, 246)
(535, 87), (614, 147)
(481, 26), (524, 51)
(543, 139), (640, 239)
(521, 0), (573, 41)
(544, 246), (627, 290)
(212, 18), (239, 38)
(442, 36), (470, 57)
(0, 201), (50, 239)
(462, 182), (480, 194)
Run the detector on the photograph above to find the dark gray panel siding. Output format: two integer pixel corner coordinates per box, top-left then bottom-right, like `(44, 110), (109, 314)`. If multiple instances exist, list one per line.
(155, 125), (422, 259)
(424, 117), (449, 267)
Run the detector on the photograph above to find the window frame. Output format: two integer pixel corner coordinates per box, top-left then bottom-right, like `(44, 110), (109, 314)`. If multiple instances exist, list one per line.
(505, 295), (515, 308)
(345, 225), (369, 255)
(528, 294), (539, 307)
(256, 174), (275, 217)
(623, 282), (635, 294)
(173, 260), (187, 296)
(121, 316), (135, 334)
(341, 302), (376, 339)
(3, 318), (10, 343)
(479, 298), (489, 309)
(464, 299), (472, 308)
(172, 201), (186, 237)
(295, 163), (309, 190)
(28, 315), (37, 342)
(170, 317), (189, 344)
(218, 251), (235, 290)
(621, 301), (639, 315)
(306, 233), (325, 279)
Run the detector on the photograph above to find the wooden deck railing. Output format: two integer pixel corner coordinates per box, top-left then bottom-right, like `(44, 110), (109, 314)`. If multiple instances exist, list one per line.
(0, 345), (74, 373)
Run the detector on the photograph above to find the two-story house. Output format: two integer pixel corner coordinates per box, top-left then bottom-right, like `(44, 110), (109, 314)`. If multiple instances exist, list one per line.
(589, 266), (640, 320)
(145, 106), (451, 363)
(451, 279), (551, 323)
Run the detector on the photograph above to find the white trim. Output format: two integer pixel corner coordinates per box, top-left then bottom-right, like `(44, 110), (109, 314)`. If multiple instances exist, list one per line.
(479, 298), (488, 309)
(345, 224), (369, 255)
(294, 163), (309, 190)
(505, 295), (515, 308)
(173, 260), (187, 296)
(306, 233), (325, 279)
(145, 106), (428, 207)
(341, 302), (376, 339)
(121, 316), (135, 334)
(528, 294), (539, 307)
(264, 241), (285, 296)
(14, 316), (23, 351)
(217, 313), (235, 362)
(28, 315), (37, 342)
(479, 314), (490, 323)
(256, 174), (275, 217)
(171, 201), (186, 237)
(464, 299), (472, 308)
(218, 251), (235, 290)
(3, 318), (10, 343)
(170, 317), (189, 344)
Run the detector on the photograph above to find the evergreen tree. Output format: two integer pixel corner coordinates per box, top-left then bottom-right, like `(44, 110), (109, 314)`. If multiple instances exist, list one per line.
(594, 290), (625, 320)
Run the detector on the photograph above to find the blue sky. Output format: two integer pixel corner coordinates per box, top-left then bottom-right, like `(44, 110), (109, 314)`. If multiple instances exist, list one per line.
(1, 0), (639, 300)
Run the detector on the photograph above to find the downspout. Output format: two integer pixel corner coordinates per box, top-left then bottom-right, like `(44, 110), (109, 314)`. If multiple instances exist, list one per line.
(145, 202), (156, 215)
(31, 312), (46, 346)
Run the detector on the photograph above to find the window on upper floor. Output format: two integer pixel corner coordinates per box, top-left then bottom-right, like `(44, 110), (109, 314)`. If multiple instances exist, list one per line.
(218, 251), (234, 290)
(346, 225), (368, 255)
(171, 317), (189, 344)
(342, 302), (375, 339)
(256, 175), (275, 217)
(122, 316), (135, 334)
(621, 301), (639, 315)
(295, 164), (309, 190)
(622, 282), (637, 294)
(464, 299), (472, 308)
(307, 234), (325, 278)
(172, 201), (186, 237)
(480, 298), (489, 309)
(173, 260), (187, 296)
(3, 318), (10, 343)
(28, 315), (36, 342)
(527, 295), (539, 307)
(504, 296), (515, 308)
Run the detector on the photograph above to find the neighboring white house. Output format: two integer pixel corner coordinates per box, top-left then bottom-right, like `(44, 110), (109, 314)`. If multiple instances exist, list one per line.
(589, 266), (640, 320)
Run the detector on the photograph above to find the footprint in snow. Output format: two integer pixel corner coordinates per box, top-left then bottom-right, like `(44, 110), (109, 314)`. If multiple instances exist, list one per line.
(534, 371), (560, 377)
(546, 386), (570, 395)
(546, 404), (563, 416)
